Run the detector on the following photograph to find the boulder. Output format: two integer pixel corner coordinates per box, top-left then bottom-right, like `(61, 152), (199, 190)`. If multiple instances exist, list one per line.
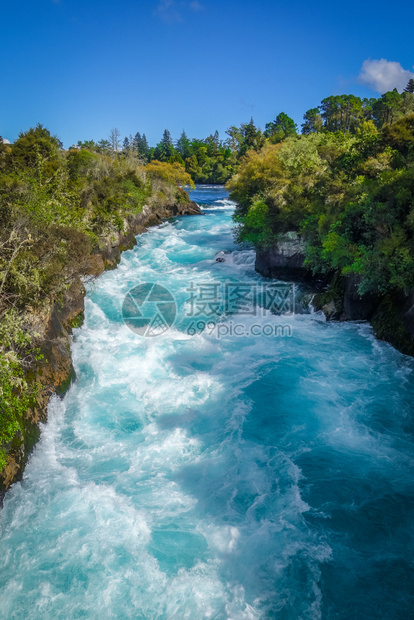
(255, 232), (311, 282)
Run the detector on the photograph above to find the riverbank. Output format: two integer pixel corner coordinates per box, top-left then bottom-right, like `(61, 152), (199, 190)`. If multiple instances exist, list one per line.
(0, 199), (201, 500)
(254, 234), (414, 356)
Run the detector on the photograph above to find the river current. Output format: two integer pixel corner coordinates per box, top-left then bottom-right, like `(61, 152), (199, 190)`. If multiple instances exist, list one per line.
(0, 186), (413, 618)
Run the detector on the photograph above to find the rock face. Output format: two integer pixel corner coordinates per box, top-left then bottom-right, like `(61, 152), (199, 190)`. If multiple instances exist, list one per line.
(401, 292), (414, 338)
(0, 200), (202, 496)
(89, 202), (202, 274)
(314, 277), (378, 322)
(254, 234), (414, 356)
(255, 233), (311, 282)
(0, 278), (85, 496)
(342, 276), (378, 321)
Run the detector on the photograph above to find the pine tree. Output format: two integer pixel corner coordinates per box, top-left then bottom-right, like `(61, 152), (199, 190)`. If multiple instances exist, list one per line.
(153, 130), (175, 161)
(161, 129), (173, 146)
(141, 134), (149, 158)
(404, 79), (414, 94)
(123, 137), (130, 151)
(176, 130), (190, 158)
(132, 132), (150, 161)
(133, 132), (142, 151)
(238, 118), (264, 156)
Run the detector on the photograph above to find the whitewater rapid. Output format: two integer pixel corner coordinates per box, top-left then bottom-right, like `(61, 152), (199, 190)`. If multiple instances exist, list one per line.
(0, 186), (413, 618)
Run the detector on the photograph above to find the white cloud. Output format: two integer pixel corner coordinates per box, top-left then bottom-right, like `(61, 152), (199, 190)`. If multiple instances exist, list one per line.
(155, 0), (180, 22)
(189, 1), (204, 11)
(155, 0), (204, 22)
(358, 59), (414, 94)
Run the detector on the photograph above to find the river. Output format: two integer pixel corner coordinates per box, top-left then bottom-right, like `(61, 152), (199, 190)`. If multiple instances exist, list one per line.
(0, 186), (413, 618)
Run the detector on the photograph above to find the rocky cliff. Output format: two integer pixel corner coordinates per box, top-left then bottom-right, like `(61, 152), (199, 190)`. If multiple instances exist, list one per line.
(255, 233), (414, 356)
(255, 233), (310, 283)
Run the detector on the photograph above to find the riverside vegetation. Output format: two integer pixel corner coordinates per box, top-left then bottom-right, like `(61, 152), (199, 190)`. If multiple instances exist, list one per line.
(228, 82), (414, 354)
(0, 125), (195, 487)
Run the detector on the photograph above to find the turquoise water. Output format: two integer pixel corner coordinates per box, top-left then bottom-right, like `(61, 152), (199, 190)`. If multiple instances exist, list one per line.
(1, 186), (414, 618)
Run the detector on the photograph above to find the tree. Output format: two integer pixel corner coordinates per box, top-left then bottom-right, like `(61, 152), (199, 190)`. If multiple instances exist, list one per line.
(11, 124), (62, 170)
(404, 79), (414, 94)
(176, 130), (191, 159)
(123, 137), (130, 152)
(318, 95), (370, 133)
(133, 132), (150, 161)
(153, 130), (175, 162)
(225, 125), (244, 154)
(133, 132), (142, 152)
(302, 108), (323, 134)
(161, 129), (173, 146)
(140, 134), (150, 161)
(239, 118), (265, 156)
(185, 154), (200, 179)
(96, 139), (112, 154)
(109, 128), (121, 152)
(77, 139), (96, 150)
(264, 112), (297, 143)
(372, 90), (402, 127)
(144, 161), (195, 189)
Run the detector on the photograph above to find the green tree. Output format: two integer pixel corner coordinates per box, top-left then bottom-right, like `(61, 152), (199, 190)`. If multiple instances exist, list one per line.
(404, 79), (414, 94)
(133, 133), (150, 161)
(185, 154), (201, 179)
(162, 129), (173, 146)
(302, 108), (323, 134)
(77, 139), (96, 150)
(372, 90), (402, 127)
(239, 118), (265, 156)
(11, 124), (61, 171)
(264, 112), (297, 143)
(153, 130), (175, 162)
(225, 125), (244, 154)
(176, 130), (191, 159)
(133, 132), (142, 151)
(96, 139), (111, 154)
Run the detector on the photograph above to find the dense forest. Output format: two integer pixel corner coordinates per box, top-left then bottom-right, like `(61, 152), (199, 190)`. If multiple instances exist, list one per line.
(228, 82), (414, 342)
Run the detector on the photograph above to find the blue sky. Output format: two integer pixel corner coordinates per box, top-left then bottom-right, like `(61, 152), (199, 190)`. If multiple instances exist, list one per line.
(1, 0), (413, 147)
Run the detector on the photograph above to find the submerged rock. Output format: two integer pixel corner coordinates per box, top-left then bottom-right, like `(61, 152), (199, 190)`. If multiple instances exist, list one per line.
(215, 250), (230, 263)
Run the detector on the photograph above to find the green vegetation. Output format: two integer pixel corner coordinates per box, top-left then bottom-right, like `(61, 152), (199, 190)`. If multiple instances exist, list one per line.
(0, 125), (194, 473)
(76, 119), (267, 185)
(228, 84), (414, 304)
